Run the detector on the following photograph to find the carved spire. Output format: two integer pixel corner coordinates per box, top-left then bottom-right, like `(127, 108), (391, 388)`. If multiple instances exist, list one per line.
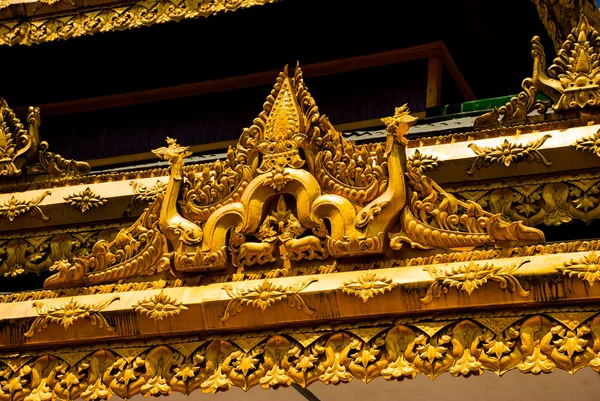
(475, 15), (600, 127)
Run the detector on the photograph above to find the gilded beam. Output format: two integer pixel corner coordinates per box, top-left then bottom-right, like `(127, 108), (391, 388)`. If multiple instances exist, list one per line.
(0, 0), (277, 47)
(0, 306), (599, 398)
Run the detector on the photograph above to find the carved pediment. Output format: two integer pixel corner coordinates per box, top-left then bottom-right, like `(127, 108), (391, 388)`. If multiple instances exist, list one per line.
(0, 98), (90, 178)
(475, 16), (600, 127)
(45, 65), (545, 289)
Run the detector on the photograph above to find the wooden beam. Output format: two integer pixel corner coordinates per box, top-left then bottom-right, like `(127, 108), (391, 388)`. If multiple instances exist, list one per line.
(426, 57), (443, 108)
(14, 41), (475, 117)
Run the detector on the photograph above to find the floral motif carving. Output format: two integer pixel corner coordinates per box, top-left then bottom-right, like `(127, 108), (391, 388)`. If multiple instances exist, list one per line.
(573, 129), (600, 157)
(340, 271), (398, 302)
(64, 187), (108, 213)
(24, 296), (119, 338)
(467, 135), (552, 174)
(0, 191), (50, 221)
(220, 279), (317, 321)
(133, 291), (187, 322)
(407, 149), (439, 172)
(0, 311), (595, 397)
(421, 260), (530, 303)
(557, 251), (600, 285)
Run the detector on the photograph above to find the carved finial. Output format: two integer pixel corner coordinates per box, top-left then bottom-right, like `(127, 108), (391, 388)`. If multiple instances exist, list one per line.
(152, 137), (192, 164)
(381, 104), (418, 144)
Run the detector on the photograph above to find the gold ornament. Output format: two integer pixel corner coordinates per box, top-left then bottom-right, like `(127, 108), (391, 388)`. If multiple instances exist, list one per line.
(0, 191), (50, 221)
(24, 296), (119, 338)
(467, 135), (552, 174)
(421, 260), (530, 303)
(133, 291), (187, 322)
(64, 187), (108, 213)
(340, 271), (398, 303)
(221, 278), (317, 321)
(557, 251), (600, 285)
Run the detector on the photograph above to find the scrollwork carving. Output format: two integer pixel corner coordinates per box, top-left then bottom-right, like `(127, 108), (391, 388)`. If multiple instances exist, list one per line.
(220, 278), (317, 322)
(467, 135), (552, 174)
(0, 191), (50, 221)
(64, 187), (108, 213)
(24, 296), (119, 338)
(421, 260), (530, 303)
(340, 271), (398, 302)
(557, 251), (600, 285)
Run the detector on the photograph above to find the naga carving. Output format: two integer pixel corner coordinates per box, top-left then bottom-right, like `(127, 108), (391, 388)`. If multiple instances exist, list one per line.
(475, 16), (600, 127)
(45, 64), (545, 289)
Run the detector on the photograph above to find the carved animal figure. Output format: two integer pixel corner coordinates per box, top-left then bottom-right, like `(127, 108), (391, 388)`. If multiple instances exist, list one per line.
(280, 220), (326, 260)
(234, 238), (278, 267)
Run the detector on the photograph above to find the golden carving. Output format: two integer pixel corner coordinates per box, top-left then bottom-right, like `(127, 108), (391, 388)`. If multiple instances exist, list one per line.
(0, 191), (50, 221)
(421, 260), (530, 303)
(23, 296), (119, 338)
(0, 311), (595, 397)
(0, 98), (89, 178)
(40, 65), (544, 289)
(64, 187), (108, 213)
(449, 171), (600, 227)
(557, 251), (600, 285)
(340, 271), (398, 303)
(0, 0), (277, 47)
(475, 16), (600, 126)
(573, 128), (600, 157)
(127, 180), (167, 214)
(133, 291), (187, 322)
(0, 101), (39, 177)
(407, 149), (439, 173)
(531, 0), (600, 52)
(221, 278), (317, 321)
(44, 199), (170, 288)
(0, 224), (122, 279)
(28, 141), (91, 178)
(467, 135), (552, 174)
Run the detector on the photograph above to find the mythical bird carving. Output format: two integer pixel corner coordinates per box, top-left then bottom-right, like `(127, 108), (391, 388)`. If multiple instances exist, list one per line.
(45, 64), (545, 289)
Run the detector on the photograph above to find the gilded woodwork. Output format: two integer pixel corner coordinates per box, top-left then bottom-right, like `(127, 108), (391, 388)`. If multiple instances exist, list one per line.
(573, 128), (600, 156)
(0, 309), (596, 397)
(531, 0), (600, 52)
(340, 271), (398, 303)
(448, 172), (600, 227)
(43, 199), (171, 289)
(467, 135), (552, 174)
(406, 149), (439, 173)
(221, 278), (317, 321)
(0, 224), (121, 279)
(41, 65), (544, 289)
(64, 187), (108, 213)
(0, 98), (89, 178)
(475, 16), (600, 127)
(421, 260), (530, 304)
(0, 191), (50, 222)
(133, 291), (187, 322)
(557, 251), (600, 285)
(0, 101), (38, 177)
(0, 0), (277, 47)
(23, 296), (119, 338)
(127, 180), (167, 215)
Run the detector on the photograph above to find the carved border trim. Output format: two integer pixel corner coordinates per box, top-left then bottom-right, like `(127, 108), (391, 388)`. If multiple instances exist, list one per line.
(1, 309), (599, 397)
(0, 0), (277, 47)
